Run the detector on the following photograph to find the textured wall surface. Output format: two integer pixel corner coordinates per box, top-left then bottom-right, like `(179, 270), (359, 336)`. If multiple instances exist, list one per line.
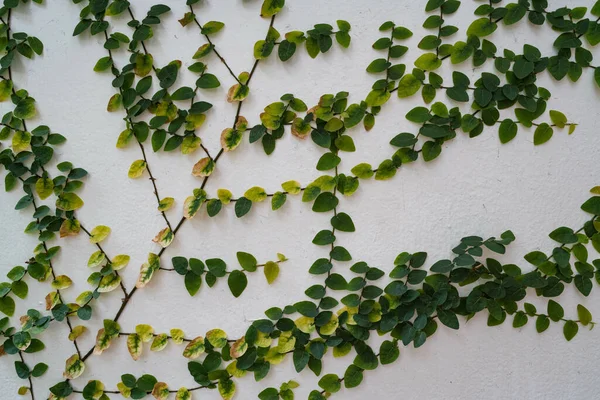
(1, 0), (599, 399)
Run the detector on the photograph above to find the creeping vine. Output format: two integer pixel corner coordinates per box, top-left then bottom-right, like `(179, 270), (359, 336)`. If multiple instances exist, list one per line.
(1, 0), (600, 399)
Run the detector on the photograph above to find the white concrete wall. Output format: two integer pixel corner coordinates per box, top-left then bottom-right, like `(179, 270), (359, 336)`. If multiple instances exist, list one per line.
(1, 0), (599, 398)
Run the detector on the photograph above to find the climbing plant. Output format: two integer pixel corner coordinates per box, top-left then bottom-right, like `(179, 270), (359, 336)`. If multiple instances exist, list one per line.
(1, 0), (600, 399)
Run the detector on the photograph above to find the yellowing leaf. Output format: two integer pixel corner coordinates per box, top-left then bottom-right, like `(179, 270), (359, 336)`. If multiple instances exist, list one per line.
(88, 250), (106, 268)
(192, 157), (215, 177)
(98, 273), (121, 293)
(81, 381), (104, 399)
(63, 354), (85, 379)
(230, 337), (248, 359)
(183, 336), (205, 359)
(158, 197), (175, 212)
(295, 316), (315, 334)
(90, 225), (111, 243)
(220, 128), (243, 152)
(176, 387), (191, 400)
(281, 180), (301, 194)
(136, 253), (160, 288)
(128, 159), (147, 179)
(59, 219), (81, 238)
(152, 382), (169, 400)
(226, 361), (247, 378)
(276, 331), (296, 353)
(0, 79), (13, 101)
(218, 379), (236, 400)
(111, 254), (131, 270)
(193, 43), (212, 58)
(35, 177), (54, 200)
(260, 112), (280, 130)
(56, 192), (84, 211)
(217, 189), (232, 204)
(227, 83), (249, 102)
(116, 129), (133, 148)
(333, 342), (352, 358)
(107, 93), (122, 112)
(170, 329), (185, 344)
(183, 195), (203, 219)
(261, 0), (285, 17)
(182, 135), (202, 154)
(151, 333), (169, 352)
(127, 333), (143, 361)
(255, 330), (272, 348)
(45, 291), (59, 310)
(265, 347), (285, 364)
(136, 324), (155, 342)
(68, 325), (87, 341)
(12, 131), (31, 153)
(319, 313), (339, 335)
(94, 323), (120, 355)
(244, 186), (267, 202)
(185, 114), (206, 131)
(117, 382), (132, 398)
(75, 291), (93, 307)
(51, 275), (73, 290)
(153, 227), (174, 248)
(264, 261), (279, 284)
(134, 53), (154, 77)
(206, 329), (228, 348)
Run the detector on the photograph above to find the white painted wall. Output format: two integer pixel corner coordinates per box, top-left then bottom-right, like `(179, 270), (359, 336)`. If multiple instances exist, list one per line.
(1, 0), (599, 398)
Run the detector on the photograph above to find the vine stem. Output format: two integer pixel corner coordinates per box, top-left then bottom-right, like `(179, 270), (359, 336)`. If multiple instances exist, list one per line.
(189, 4), (241, 84)
(79, 223), (128, 297)
(79, 12), (278, 365)
(29, 196), (82, 359)
(317, 166), (339, 311)
(101, 26), (173, 232)
(18, 352), (35, 400)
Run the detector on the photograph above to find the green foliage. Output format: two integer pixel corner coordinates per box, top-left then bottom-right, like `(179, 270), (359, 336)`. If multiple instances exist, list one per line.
(0, 0), (599, 399)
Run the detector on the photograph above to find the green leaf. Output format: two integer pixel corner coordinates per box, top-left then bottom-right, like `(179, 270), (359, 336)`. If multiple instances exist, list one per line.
(0, 296), (15, 316)
(536, 315), (550, 333)
(31, 362), (48, 378)
(414, 53), (441, 71)
(379, 340), (399, 365)
(547, 300), (564, 322)
(498, 119), (518, 143)
(264, 261), (280, 284)
(235, 197), (252, 218)
(237, 252), (257, 272)
(278, 40), (296, 61)
(576, 304), (592, 326)
(353, 345), (378, 370)
(261, 0), (285, 17)
(467, 18), (497, 37)
(437, 309), (459, 329)
(581, 197), (600, 215)
(15, 361), (30, 379)
(228, 270), (248, 298)
(344, 365), (363, 388)
(330, 212), (355, 232)
(171, 87), (195, 101)
(184, 272), (201, 296)
(201, 21), (225, 35)
(318, 374), (341, 393)
(533, 123), (553, 145)
(396, 74), (421, 98)
(56, 193), (84, 211)
(196, 73), (220, 89)
(563, 320), (578, 341)
(312, 192), (338, 212)
(405, 107), (431, 123)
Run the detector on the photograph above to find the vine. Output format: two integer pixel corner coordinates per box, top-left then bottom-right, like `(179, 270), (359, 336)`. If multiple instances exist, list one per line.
(0, 0), (599, 399)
